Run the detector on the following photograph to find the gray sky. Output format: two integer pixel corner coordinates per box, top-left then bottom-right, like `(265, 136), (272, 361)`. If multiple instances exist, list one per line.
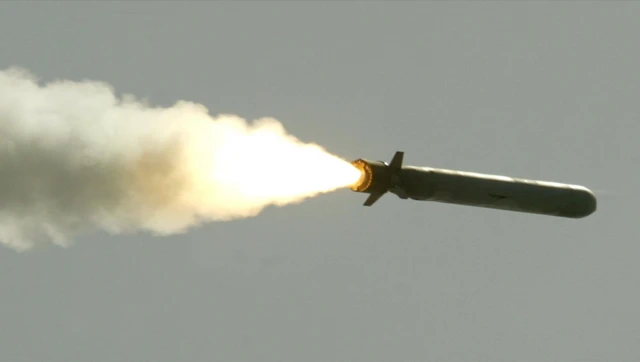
(1, 2), (638, 361)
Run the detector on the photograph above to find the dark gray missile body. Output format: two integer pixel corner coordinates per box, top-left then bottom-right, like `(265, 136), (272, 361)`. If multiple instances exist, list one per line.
(349, 151), (596, 218)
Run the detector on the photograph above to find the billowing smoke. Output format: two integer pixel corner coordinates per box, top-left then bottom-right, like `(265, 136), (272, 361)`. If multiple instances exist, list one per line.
(0, 68), (360, 251)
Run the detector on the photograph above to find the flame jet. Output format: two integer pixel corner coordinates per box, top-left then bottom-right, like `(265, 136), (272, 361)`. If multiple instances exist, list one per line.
(349, 152), (596, 218)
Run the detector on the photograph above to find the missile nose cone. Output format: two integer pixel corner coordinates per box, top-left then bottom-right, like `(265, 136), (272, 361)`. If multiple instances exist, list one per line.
(557, 187), (597, 218)
(583, 189), (598, 216)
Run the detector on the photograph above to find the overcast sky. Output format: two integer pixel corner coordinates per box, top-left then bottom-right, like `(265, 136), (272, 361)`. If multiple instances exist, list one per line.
(0, 2), (638, 362)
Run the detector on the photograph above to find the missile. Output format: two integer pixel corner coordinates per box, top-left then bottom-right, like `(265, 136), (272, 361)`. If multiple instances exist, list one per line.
(349, 151), (596, 218)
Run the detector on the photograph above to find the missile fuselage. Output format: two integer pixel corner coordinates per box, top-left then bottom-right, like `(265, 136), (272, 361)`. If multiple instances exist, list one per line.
(350, 152), (596, 218)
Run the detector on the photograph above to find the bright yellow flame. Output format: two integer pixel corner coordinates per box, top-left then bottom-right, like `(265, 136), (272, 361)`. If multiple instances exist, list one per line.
(178, 115), (362, 219)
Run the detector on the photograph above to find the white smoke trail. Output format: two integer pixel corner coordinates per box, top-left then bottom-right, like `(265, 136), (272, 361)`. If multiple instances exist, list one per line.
(0, 67), (360, 251)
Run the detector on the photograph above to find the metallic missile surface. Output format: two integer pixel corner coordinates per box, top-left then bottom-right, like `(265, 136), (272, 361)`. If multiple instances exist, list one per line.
(349, 151), (596, 218)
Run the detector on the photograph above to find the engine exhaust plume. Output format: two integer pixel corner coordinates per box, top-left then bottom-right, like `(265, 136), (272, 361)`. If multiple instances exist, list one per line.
(0, 68), (361, 251)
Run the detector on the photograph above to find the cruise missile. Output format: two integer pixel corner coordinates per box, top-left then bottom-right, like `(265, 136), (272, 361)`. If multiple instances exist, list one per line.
(349, 151), (596, 218)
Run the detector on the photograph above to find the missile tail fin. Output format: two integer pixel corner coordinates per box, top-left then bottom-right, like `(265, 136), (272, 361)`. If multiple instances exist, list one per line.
(363, 192), (384, 206)
(389, 151), (404, 170)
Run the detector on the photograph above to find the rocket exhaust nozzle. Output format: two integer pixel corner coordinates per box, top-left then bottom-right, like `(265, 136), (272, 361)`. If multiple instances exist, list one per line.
(349, 151), (405, 206)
